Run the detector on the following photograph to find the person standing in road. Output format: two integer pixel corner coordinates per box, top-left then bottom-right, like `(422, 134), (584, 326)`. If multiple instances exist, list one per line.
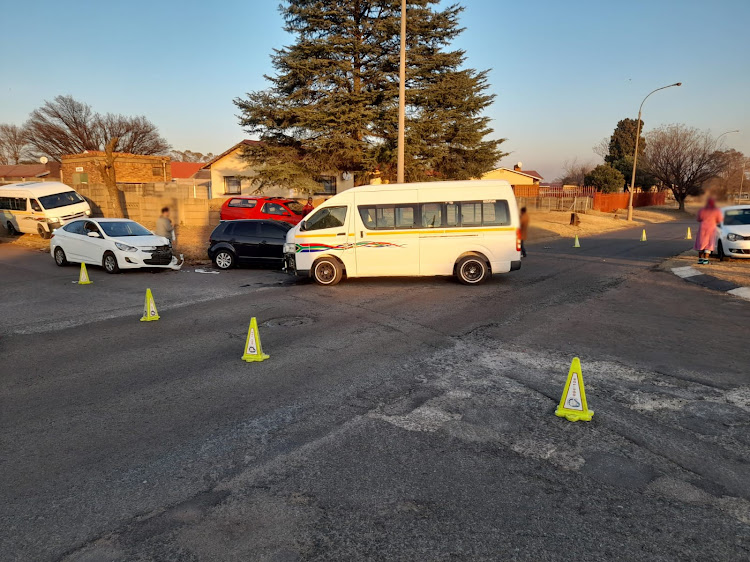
(519, 207), (529, 258)
(303, 196), (314, 215)
(694, 197), (722, 265)
(155, 207), (175, 248)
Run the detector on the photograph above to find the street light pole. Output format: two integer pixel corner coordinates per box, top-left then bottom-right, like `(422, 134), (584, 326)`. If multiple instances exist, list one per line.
(626, 82), (682, 221)
(396, 0), (406, 184)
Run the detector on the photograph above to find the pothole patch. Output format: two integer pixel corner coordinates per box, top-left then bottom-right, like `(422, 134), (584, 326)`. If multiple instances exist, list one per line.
(262, 316), (315, 328)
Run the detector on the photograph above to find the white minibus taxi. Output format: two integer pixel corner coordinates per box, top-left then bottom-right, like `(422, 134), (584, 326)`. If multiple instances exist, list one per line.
(283, 180), (521, 285)
(0, 181), (91, 239)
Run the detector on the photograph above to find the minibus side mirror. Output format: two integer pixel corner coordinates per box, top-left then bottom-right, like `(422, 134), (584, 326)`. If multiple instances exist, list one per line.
(300, 221), (307, 231)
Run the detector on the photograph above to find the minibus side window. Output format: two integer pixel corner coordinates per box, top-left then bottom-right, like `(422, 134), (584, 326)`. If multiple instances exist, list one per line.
(460, 202), (482, 226)
(0, 197), (9, 210)
(305, 206), (347, 231)
(422, 203), (442, 228)
(482, 201), (510, 226)
(31, 199), (42, 212)
(376, 206), (395, 229)
(395, 205), (416, 228)
(446, 204), (459, 227)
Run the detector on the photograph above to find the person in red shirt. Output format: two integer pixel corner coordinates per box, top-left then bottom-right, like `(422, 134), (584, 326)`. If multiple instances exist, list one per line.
(302, 196), (314, 215)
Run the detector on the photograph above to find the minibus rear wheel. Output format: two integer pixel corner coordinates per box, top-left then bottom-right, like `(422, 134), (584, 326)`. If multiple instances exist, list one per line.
(456, 255), (489, 285)
(312, 257), (343, 286)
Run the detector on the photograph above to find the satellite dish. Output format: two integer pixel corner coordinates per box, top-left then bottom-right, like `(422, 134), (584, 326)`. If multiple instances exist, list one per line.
(40, 156), (48, 164)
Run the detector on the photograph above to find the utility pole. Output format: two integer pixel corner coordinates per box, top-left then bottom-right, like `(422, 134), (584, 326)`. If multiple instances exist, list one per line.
(397, 0), (406, 184)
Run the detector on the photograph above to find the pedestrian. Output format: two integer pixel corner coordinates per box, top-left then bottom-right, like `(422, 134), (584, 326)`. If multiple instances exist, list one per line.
(519, 206), (529, 258)
(303, 196), (314, 215)
(155, 206), (175, 248)
(694, 197), (722, 265)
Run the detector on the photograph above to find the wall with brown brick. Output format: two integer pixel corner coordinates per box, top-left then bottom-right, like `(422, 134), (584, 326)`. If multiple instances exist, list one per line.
(61, 152), (171, 185)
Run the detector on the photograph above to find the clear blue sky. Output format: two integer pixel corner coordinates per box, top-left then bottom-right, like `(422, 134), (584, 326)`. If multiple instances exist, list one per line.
(1, 0), (748, 180)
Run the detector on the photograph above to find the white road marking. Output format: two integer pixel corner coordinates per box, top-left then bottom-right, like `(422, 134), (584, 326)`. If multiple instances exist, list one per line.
(671, 266), (702, 278)
(728, 287), (750, 301)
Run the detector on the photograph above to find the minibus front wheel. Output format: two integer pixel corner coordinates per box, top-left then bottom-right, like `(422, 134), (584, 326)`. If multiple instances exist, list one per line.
(456, 254), (489, 285)
(312, 257), (343, 286)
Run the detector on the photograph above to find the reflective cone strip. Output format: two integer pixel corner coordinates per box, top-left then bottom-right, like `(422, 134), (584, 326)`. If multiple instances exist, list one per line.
(242, 317), (270, 362)
(140, 288), (160, 322)
(78, 263), (93, 285)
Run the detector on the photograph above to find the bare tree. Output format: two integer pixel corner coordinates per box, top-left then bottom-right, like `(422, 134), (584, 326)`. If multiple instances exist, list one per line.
(557, 157), (594, 187)
(0, 124), (32, 165)
(95, 137), (126, 218)
(24, 95), (169, 162)
(705, 149), (749, 200)
(642, 124), (726, 211)
(592, 137), (609, 162)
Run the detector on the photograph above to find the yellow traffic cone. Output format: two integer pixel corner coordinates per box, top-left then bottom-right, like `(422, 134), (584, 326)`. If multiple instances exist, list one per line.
(140, 288), (160, 322)
(685, 227), (692, 240)
(78, 263), (93, 285)
(555, 357), (594, 422)
(640, 229), (647, 242)
(573, 235), (581, 248)
(242, 317), (270, 362)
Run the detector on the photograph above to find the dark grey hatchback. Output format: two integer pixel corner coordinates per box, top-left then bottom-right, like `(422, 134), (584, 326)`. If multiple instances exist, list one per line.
(207, 220), (291, 270)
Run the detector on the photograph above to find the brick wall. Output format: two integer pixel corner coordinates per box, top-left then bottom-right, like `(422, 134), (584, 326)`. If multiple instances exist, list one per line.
(61, 152), (171, 185)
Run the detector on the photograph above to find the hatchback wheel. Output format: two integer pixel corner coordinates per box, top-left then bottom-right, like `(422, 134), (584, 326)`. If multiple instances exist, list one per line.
(54, 246), (68, 266)
(103, 251), (120, 274)
(718, 241), (727, 262)
(456, 255), (489, 285)
(213, 250), (235, 270)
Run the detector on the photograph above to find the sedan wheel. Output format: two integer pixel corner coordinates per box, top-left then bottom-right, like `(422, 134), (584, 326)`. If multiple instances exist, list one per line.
(103, 251), (120, 274)
(214, 250), (235, 270)
(54, 247), (68, 266)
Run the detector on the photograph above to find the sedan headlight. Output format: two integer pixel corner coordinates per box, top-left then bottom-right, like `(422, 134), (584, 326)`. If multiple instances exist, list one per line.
(283, 243), (297, 254)
(727, 233), (744, 242)
(115, 242), (138, 252)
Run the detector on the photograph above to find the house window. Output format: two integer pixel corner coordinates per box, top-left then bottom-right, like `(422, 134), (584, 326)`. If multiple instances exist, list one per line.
(152, 166), (162, 177)
(315, 175), (337, 195)
(72, 172), (89, 184)
(224, 176), (241, 194)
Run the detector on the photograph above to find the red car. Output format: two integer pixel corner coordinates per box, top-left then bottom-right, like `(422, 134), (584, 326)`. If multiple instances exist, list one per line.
(220, 196), (306, 225)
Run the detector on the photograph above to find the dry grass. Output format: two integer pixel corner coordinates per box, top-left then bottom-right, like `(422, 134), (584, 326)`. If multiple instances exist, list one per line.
(526, 203), (695, 243)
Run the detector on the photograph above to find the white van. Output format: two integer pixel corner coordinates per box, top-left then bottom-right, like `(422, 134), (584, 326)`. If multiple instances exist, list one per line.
(0, 181), (92, 239)
(283, 180), (521, 285)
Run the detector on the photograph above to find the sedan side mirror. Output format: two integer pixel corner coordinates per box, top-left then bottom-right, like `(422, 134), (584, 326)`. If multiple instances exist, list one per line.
(87, 231), (100, 238)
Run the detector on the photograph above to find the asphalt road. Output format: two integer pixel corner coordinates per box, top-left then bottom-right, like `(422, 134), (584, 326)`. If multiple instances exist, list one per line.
(2, 220), (750, 561)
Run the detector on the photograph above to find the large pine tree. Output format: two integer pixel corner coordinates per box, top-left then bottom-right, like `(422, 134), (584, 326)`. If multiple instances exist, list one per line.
(234, 0), (505, 189)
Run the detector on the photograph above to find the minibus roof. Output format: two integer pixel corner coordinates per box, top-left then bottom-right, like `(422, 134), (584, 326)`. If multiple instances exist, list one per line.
(344, 179), (512, 194)
(0, 181), (77, 197)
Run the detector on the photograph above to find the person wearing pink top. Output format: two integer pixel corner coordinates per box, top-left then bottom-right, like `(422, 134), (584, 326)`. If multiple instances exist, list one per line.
(694, 198), (722, 265)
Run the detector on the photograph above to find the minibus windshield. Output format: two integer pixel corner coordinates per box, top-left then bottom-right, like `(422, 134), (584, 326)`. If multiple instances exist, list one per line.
(38, 191), (85, 210)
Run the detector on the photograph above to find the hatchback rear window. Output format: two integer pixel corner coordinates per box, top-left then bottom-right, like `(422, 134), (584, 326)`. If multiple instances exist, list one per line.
(228, 198), (257, 208)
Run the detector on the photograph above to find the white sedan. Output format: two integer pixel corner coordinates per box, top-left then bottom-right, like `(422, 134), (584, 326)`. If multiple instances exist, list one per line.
(716, 205), (750, 261)
(50, 218), (182, 273)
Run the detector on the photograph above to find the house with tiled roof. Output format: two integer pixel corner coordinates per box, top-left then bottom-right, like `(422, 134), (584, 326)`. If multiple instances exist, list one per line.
(0, 162), (61, 183)
(199, 140), (354, 199)
(481, 162), (544, 185)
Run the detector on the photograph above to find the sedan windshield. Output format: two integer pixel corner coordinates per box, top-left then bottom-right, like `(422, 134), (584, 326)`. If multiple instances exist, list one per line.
(723, 209), (750, 226)
(99, 221), (152, 237)
(39, 191), (84, 210)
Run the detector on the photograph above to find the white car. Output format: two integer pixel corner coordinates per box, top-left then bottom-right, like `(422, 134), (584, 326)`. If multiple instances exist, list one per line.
(716, 205), (750, 260)
(50, 218), (182, 273)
